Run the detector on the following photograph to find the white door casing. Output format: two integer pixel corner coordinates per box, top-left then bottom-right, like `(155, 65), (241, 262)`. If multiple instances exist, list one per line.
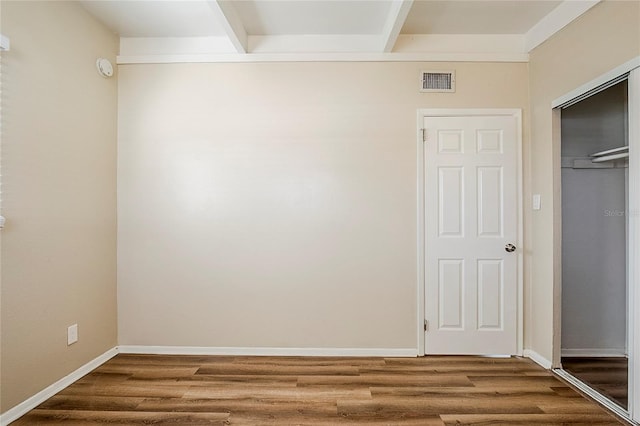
(421, 112), (521, 355)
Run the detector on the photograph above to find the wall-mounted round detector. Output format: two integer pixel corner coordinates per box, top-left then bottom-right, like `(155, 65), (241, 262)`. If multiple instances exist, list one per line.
(96, 58), (114, 78)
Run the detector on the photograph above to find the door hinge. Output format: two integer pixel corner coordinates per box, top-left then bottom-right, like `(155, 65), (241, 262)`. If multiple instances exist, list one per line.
(424, 320), (428, 331)
(421, 128), (427, 142)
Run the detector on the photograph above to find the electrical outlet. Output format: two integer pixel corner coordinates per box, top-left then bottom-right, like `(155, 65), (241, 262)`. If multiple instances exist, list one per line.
(67, 324), (78, 346)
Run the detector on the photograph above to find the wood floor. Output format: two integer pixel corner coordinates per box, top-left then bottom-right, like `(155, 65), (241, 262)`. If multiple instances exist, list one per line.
(562, 357), (628, 409)
(13, 354), (625, 425)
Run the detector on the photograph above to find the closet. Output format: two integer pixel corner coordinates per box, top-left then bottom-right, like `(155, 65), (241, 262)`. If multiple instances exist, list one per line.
(560, 80), (629, 409)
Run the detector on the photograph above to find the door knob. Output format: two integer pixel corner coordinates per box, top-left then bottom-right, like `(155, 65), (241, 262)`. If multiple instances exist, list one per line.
(505, 244), (516, 253)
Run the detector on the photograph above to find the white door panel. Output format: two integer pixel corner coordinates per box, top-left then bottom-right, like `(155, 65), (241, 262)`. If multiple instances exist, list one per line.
(425, 115), (517, 355)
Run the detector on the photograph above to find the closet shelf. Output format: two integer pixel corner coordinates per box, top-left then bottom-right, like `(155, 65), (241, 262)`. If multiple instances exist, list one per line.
(562, 156), (627, 169)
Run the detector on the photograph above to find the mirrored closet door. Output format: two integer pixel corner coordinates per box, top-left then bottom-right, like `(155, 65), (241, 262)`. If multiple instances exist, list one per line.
(560, 79), (629, 410)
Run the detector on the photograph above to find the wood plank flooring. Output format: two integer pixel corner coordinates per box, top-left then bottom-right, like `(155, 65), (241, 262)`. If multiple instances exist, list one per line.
(562, 356), (628, 409)
(13, 354), (624, 425)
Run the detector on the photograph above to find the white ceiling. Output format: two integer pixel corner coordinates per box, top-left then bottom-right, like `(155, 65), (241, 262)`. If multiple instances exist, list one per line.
(81, 1), (227, 37)
(233, 1), (394, 35)
(79, 0), (601, 62)
(401, 1), (562, 35)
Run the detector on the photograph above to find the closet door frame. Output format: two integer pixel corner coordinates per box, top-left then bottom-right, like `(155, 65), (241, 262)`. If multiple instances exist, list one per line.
(551, 57), (640, 423)
(629, 66), (640, 424)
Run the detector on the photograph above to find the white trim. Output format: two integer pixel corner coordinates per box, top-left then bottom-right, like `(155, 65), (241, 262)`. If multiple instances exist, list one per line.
(416, 108), (524, 357)
(120, 37), (236, 56)
(525, 0), (601, 52)
(561, 349), (627, 358)
(552, 56), (640, 108)
(117, 346), (417, 357)
(0, 34), (10, 51)
(515, 109), (524, 357)
(416, 110), (426, 356)
(116, 52), (529, 65)
(558, 74), (630, 110)
(0, 345), (416, 423)
(380, 0), (414, 52)
(554, 368), (633, 422)
(116, 34), (530, 63)
(0, 348), (118, 426)
(393, 34), (525, 55)
(206, 0), (247, 54)
(417, 109), (524, 118)
(551, 107), (563, 370)
(629, 67), (640, 423)
(524, 349), (553, 370)
(248, 35), (380, 54)
(119, 34), (527, 58)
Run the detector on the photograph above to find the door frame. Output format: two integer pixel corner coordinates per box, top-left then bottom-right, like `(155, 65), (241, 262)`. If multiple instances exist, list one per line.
(551, 57), (640, 422)
(416, 108), (524, 356)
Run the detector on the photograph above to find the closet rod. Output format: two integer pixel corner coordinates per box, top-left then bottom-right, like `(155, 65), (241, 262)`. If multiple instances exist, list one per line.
(591, 152), (629, 163)
(590, 145), (629, 158)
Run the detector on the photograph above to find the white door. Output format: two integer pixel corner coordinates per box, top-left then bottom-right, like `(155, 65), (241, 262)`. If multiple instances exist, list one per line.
(424, 114), (518, 355)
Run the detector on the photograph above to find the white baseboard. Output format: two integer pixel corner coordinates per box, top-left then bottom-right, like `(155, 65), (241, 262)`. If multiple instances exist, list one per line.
(0, 344), (415, 424)
(117, 345), (417, 357)
(524, 349), (553, 369)
(0, 347), (118, 426)
(561, 348), (627, 358)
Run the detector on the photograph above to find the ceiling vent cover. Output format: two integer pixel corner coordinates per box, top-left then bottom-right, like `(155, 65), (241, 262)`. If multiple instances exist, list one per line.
(421, 70), (455, 93)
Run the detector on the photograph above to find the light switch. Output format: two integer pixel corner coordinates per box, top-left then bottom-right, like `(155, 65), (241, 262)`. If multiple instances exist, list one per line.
(67, 324), (78, 345)
(533, 194), (541, 210)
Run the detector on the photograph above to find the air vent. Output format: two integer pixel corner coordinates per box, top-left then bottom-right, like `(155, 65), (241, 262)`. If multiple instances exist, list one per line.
(420, 70), (455, 93)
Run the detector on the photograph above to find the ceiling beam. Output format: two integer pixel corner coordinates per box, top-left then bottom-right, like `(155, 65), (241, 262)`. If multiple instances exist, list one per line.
(117, 52), (529, 65)
(380, 0), (414, 53)
(207, 0), (248, 54)
(524, 0), (600, 52)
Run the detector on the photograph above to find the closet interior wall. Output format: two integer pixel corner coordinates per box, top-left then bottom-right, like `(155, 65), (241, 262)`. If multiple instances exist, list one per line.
(561, 80), (629, 357)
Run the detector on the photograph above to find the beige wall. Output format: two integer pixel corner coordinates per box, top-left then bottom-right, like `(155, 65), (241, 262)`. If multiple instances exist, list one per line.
(528, 0), (640, 362)
(0, 1), (118, 412)
(3, 0), (632, 412)
(117, 61), (529, 349)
